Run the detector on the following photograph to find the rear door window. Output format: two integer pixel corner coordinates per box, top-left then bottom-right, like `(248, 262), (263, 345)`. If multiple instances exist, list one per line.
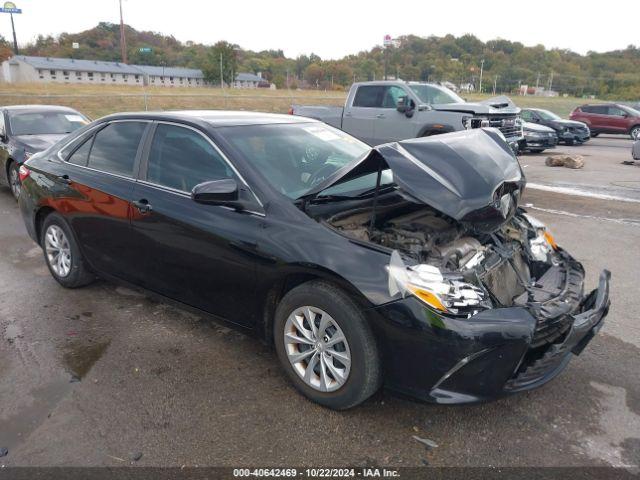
(87, 122), (146, 177)
(146, 123), (234, 192)
(352, 86), (385, 108)
(590, 105), (608, 114)
(607, 106), (627, 116)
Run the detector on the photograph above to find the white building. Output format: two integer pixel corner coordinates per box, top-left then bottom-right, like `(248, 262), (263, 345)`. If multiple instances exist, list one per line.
(1, 56), (205, 87)
(233, 72), (267, 89)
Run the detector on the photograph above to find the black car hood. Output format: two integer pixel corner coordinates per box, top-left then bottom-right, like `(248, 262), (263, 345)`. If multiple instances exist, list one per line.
(303, 129), (525, 231)
(14, 134), (69, 152)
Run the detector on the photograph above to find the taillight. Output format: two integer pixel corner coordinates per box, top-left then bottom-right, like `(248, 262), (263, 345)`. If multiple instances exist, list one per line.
(287, 107), (294, 115)
(18, 164), (30, 182)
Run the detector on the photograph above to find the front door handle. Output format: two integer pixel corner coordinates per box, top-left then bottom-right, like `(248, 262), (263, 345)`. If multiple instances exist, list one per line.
(344, 111), (352, 117)
(58, 174), (72, 185)
(133, 199), (152, 213)
(376, 113), (385, 119)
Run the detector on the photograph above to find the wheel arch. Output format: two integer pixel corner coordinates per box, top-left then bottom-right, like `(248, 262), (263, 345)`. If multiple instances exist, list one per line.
(257, 264), (373, 345)
(34, 206), (57, 245)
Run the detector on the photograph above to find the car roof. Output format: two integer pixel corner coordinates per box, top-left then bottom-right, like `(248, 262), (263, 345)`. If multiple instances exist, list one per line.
(98, 110), (318, 127)
(2, 104), (81, 114)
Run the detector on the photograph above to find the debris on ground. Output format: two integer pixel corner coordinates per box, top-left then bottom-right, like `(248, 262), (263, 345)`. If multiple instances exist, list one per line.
(545, 155), (585, 169)
(412, 435), (438, 449)
(0, 448), (8, 457)
(130, 451), (143, 462)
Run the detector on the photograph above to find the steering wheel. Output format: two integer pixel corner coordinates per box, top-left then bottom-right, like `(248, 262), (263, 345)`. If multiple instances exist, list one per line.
(307, 164), (339, 188)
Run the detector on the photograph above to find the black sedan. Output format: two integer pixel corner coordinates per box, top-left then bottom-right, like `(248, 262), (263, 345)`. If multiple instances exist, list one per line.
(0, 105), (89, 200)
(519, 121), (558, 153)
(18, 112), (610, 409)
(521, 108), (590, 145)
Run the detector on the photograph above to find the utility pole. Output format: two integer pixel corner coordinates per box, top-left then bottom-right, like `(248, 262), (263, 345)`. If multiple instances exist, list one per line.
(535, 72), (540, 90)
(479, 59), (484, 93)
(119, 0), (127, 63)
(219, 52), (224, 89)
(493, 75), (499, 95)
(548, 71), (554, 91)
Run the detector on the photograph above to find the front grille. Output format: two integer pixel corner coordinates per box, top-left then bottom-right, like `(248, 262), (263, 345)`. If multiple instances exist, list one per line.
(487, 115), (523, 139)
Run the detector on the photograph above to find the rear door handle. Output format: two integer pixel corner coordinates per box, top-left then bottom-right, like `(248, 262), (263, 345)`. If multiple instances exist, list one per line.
(376, 113), (385, 119)
(133, 199), (152, 213)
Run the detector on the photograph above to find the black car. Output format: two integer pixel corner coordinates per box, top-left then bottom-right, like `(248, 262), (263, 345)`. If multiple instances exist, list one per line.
(0, 105), (89, 199)
(521, 108), (590, 145)
(519, 121), (558, 153)
(18, 112), (610, 409)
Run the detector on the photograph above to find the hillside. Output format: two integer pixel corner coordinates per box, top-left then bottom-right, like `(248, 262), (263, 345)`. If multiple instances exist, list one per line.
(2, 23), (639, 99)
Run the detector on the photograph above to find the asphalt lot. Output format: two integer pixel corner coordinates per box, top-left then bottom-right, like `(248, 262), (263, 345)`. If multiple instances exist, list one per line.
(0, 135), (638, 468)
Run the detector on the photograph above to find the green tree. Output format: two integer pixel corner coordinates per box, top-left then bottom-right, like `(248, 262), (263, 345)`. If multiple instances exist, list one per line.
(203, 41), (238, 86)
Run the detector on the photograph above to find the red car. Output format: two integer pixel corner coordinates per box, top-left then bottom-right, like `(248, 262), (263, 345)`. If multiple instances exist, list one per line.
(570, 104), (640, 139)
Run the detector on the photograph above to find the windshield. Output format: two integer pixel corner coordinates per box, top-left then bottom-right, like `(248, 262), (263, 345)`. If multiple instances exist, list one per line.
(9, 111), (89, 136)
(220, 123), (371, 199)
(409, 84), (464, 105)
(536, 109), (561, 121)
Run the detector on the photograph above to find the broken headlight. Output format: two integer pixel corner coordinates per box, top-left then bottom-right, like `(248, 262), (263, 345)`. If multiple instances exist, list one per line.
(388, 251), (489, 315)
(523, 213), (558, 262)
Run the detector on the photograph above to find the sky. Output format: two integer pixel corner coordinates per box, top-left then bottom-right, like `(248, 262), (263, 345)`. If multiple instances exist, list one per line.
(0, 0), (635, 59)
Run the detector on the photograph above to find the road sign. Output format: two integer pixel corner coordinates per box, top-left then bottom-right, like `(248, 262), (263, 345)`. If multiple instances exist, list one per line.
(72, 42), (79, 49)
(0, 1), (21, 13)
(139, 47), (152, 53)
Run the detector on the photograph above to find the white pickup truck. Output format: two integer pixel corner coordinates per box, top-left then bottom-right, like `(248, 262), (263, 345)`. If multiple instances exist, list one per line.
(291, 81), (524, 150)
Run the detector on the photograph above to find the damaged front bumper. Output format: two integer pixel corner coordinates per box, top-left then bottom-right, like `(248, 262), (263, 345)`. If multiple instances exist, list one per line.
(371, 256), (610, 404)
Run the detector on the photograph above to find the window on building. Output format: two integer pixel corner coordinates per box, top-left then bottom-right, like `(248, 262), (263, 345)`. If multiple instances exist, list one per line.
(124, 74), (128, 83)
(38, 69), (44, 79)
(63, 71), (69, 77)
(88, 72), (94, 80)
(75, 71), (82, 78)
(87, 122), (147, 177)
(49, 69), (57, 79)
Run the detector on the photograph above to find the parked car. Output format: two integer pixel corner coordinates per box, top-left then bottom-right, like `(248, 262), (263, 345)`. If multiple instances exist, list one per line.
(19, 111), (610, 409)
(518, 121), (558, 153)
(570, 104), (640, 139)
(520, 108), (590, 145)
(0, 105), (89, 200)
(290, 81), (524, 151)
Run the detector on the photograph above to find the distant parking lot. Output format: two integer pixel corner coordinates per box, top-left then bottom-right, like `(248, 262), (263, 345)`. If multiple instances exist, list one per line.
(0, 134), (638, 469)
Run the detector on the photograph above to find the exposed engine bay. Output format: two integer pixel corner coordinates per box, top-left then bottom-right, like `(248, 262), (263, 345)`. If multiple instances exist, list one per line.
(324, 198), (567, 323)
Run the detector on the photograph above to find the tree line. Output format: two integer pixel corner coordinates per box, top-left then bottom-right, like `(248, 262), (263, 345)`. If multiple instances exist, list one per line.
(2, 23), (639, 99)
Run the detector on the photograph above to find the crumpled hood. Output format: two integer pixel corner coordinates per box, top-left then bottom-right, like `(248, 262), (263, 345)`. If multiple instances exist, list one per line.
(14, 134), (69, 152)
(523, 122), (556, 133)
(304, 129), (525, 231)
(432, 95), (520, 115)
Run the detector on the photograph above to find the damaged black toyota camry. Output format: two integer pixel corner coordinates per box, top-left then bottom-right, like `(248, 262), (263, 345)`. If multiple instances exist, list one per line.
(18, 112), (610, 409)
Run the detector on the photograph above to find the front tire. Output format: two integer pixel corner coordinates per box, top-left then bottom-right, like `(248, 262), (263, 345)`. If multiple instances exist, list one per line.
(41, 212), (95, 288)
(529, 148), (545, 153)
(630, 126), (640, 140)
(274, 281), (381, 410)
(8, 161), (21, 200)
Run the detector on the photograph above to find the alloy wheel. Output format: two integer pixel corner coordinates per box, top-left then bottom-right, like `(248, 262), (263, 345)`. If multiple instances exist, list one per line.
(45, 225), (72, 278)
(632, 127), (640, 140)
(9, 164), (21, 199)
(284, 306), (351, 392)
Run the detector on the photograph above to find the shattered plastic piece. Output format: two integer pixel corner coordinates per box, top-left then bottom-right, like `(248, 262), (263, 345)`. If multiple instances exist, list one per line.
(412, 435), (438, 449)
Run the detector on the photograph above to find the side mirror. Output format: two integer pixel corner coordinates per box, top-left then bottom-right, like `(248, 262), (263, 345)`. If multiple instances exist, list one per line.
(396, 96), (414, 116)
(191, 178), (242, 208)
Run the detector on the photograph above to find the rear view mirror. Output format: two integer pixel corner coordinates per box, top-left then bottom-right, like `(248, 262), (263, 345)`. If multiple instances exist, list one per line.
(191, 178), (241, 208)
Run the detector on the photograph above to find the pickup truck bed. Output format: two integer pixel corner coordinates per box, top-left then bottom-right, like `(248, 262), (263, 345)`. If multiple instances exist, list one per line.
(290, 105), (344, 129)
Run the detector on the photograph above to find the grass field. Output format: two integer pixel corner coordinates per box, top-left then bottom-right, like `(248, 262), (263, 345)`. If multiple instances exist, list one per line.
(0, 83), (598, 119)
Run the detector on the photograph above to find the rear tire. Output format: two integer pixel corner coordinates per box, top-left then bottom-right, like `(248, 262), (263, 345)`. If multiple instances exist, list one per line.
(41, 212), (95, 288)
(274, 280), (381, 410)
(590, 132), (599, 138)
